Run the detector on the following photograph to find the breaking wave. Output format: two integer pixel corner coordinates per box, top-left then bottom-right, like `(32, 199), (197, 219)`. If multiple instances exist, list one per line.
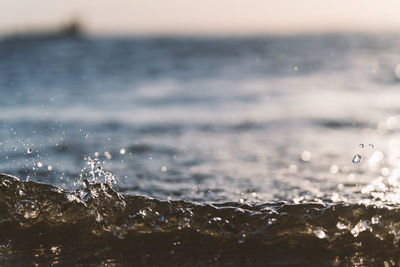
(0, 173), (400, 266)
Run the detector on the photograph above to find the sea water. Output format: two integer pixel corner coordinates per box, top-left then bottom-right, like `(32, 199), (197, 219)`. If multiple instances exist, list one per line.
(1, 33), (400, 265)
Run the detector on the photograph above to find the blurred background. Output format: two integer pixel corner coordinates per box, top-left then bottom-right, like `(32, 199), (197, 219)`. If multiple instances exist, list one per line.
(2, 0), (400, 204)
(3, 0), (400, 35)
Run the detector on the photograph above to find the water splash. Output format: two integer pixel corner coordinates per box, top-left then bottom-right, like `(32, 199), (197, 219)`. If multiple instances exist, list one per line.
(78, 156), (116, 187)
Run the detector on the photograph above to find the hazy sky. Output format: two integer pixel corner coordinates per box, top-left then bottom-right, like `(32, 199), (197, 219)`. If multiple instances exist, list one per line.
(1, 0), (400, 35)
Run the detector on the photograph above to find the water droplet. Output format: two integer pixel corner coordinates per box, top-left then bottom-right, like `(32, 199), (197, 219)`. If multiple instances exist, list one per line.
(27, 148), (32, 154)
(350, 220), (369, 237)
(288, 164), (297, 173)
(83, 179), (89, 188)
(394, 64), (400, 80)
(336, 222), (348, 230)
(161, 166), (167, 172)
(120, 148), (126, 155)
(208, 217), (222, 223)
(104, 151), (112, 160)
(15, 200), (39, 219)
(313, 228), (326, 239)
(330, 192), (340, 202)
(371, 215), (380, 225)
(12, 146), (17, 152)
(37, 162), (43, 168)
(47, 165), (52, 171)
(301, 151), (311, 162)
(292, 196), (304, 204)
(50, 246), (61, 254)
(352, 154), (362, 164)
(387, 116), (398, 129)
(359, 144), (365, 148)
(348, 173), (355, 180)
(369, 144), (374, 149)
(381, 167), (390, 176)
(330, 165), (338, 174)
(237, 233), (246, 244)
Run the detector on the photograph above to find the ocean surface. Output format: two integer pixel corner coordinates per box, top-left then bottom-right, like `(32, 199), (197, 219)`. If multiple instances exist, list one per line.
(2, 33), (400, 266)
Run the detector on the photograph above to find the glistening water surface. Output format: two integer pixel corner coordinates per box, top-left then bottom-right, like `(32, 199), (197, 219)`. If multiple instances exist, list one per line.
(2, 33), (400, 266)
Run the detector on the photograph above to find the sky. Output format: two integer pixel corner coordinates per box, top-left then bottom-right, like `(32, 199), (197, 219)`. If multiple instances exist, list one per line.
(1, 0), (400, 36)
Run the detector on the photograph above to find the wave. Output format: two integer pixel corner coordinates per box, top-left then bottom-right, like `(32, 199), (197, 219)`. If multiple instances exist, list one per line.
(0, 173), (399, 266)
